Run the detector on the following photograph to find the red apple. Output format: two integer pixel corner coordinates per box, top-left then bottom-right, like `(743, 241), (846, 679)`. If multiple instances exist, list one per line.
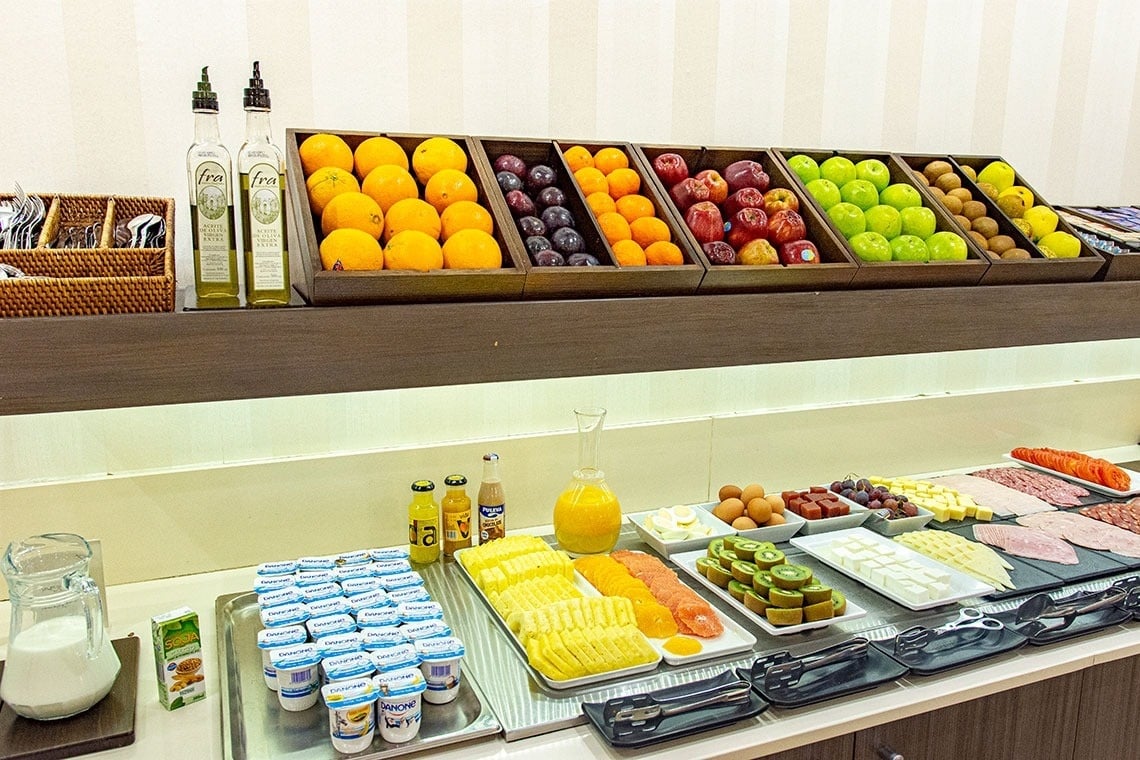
(763, 187), (800, 215)
(670, 178), (710, 213)
(684, 201), (724, 244)
(726, 207), (769, 249)
(724, 160), (770, 194)
(780, 240), (820, 265)
(702, 241), (737, 265)
(738, 238), (779, 265)
(768, 209), (807, 245)
(695, 169), (729, 205)
(653, 153), (689, 187)
(723, 187), (767, 218)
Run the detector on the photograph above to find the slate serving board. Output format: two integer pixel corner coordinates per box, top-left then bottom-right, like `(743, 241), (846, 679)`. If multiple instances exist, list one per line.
(949, 525), (1133, 585)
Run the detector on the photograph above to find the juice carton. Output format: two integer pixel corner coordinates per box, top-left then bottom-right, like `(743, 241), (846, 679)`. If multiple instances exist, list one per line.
(152, 607), (206, 710)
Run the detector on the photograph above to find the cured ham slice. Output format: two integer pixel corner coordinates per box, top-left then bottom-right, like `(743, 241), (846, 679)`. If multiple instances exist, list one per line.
(1017, 511), (1140, 558)
(928, 474), (1054, 517)
(972, 523), (1078, 564)
(971, 467), (1089, 507)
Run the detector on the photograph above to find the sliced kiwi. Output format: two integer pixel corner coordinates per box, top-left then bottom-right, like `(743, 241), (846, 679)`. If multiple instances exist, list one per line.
(706, 538), (724, 559)
(800, 583), (833, 605)
(743, 588), (771, 615)
(766, 606), (804, 626)
(731, 560), (759, 584)
(728, 579), (751, 602)
(706, 562), (733, 588)
(803, 600), (835, 622)
(732, 539), (761, 562)
(770, 564), (813, 590)
(752, 570), (774, 597)
(832, 590), (848, 616)
(753, 548), (786, 570)
(721, 535), (741, 551)
(717, 549), (739, 570)
(768, 587), (804, 608)
(695, 556), (719, 578)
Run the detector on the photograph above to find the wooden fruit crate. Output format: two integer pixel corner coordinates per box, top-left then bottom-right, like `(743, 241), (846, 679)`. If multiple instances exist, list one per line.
(285, 128), (527, 306)
(633, 144), (857, 293)
(773, 149), (991, 288)
(1056, 206), (1140, 281)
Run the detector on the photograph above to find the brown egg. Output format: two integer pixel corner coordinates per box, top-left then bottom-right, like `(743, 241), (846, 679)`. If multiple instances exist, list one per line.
(732, 515), (758, 530)
(747, 497), (772, 524)
(765, 512), (786, 526)
(764, 494), (785, 514)
(713, 498), (745, 523)
(740, 483), (766, 505)
(718, 484), (742, 502)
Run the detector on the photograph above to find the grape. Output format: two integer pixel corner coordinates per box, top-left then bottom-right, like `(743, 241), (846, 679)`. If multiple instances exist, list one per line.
(830, 481), (843, 493)
(853, 491), (870, 506)
(532, 250), (565, 266)
(497, 171), (523, 194)
(518, 216), (546, 237)
(525, 235), (552, 256)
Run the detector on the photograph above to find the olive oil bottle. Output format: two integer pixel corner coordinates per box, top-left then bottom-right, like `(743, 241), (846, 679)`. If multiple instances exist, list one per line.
(237, 61), (290, 306)
(187, 67), (238, 302)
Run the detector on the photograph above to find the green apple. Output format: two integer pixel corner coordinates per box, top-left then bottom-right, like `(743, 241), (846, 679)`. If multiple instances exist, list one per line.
(1037, 230), (1081, 258)
(899, 206), (937, 240)
(855, 159), (891, 193)
(890, 234), (929, 261)
(820, 156), (857, 188)
(805, 178), (842, 211)
(1023, 206), (1059, 240)
(926, 231), (968, 260)
(787, 154), (821, 185)
(864, 204), (901, 239)
(827, 202), (866, 239)
(849, 231), (891, 262)
(840, 179), (880, 211)
(879, 183), (923, 210)
(977, 161), (1015, 192)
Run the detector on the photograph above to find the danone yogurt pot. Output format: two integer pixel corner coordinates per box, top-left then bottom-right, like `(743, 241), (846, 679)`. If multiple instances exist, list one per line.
(414, 636), (466, 705)
(401, 620), (452, 641)
(337, 565), (377, 582)
(298, 555), (337, 571)
(300, 582), (344, 604)
(371, 559), (413, 577)
(307, 614), (357, 641)
(356, 606), (401, 629)
(322, 651), (376, 684)
(270, 643), (322, 711)
(306, 596), (350, 618)
(361, 626), (407, 651)
(322, 677), (379, 754)
(257, 625), (308, 690)
(370, 643), (421, 673)
(317, 631), (364, 659)
(378, 571), (423, 590)
(336, 549), (372, 566)
(340, 577), (384, 596)
(369, 547), (410, 562)
(397, 601), (444, 623)
(374, 668), (427, 744)
(257, 586), (302, 609)
(346, 590), (390, 615)
(295, 570), (338, 587)
(386, 586), (431, 604)
(260, 602), (310, 629)
(257, 559), (297, 576)
(254, 574), (295, 593)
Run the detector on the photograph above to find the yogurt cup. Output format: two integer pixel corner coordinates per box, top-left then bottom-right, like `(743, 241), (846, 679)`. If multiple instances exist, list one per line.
(317, 631), (364, 659)
(258, 586), (302, 609)
(254, 574), (296, 593)
(271, 643), (322, 711)
(260, 602), (310, 629)
(374, 668), (427, 744)
(307, 614), (358, 641)
(257, 625), (308, 690)
(306, 596), (350, 618)
(346, 589), (390, 615)
(370, 643), (421, 673)
(322, 651), (376, 684)
(361, 626), (407, 651)
(397, 600), (444, 623)
(371, 559), (413, 577)
(337, 565), (376, 582)
(257, 559), (298, 576)
(386, 586), (431, 604)
(340, 576), (383, 596)
(295, 569), (338, 587)
(322, 677), (378, 754)
(369, 547), (410, 562)
(335, 549), (372, 566)
(356, 606), (401, 629)
(298, 555), (337, 571)
(401, 620), (452, 641)
(414, 636), (465, 705)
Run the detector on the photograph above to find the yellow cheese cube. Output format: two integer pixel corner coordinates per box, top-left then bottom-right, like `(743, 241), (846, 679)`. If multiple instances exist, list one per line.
(974, 506), (994, 522)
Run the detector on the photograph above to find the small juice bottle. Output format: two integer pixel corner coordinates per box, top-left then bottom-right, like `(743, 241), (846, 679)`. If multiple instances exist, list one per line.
(441, 474), (472, 558)
(477, 454), (506, 544)
(407, 480), (440, 564)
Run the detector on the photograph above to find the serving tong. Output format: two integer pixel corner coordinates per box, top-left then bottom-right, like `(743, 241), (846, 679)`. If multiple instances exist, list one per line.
(895, 607), (1003, 655)
(748, 637), (870, 692)
(1012, 578), (1140, 637)
(604, 679), (753, 727)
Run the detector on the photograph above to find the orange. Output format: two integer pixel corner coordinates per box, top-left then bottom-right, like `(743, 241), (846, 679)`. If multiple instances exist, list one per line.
(645, 240), (684, 266)
(441, 228), (502, 269)
(611, 239), (646, 267)
(563, 145), (594, 173)
(630, 216), (670, 248)
(575, 167), (609, 197)
(585, 192), (617, 216)
(305, 167), (360, 215)
(354, 136), (409, 179)
(440, 200), (494, 240)
(593, 147), (629, 175)
(597, 211), (631, 245)
(606, 167), (640, 199)
(615, 194), (654, 223)
(384, 230), (443, 271)
(298, 133), (353, 176)
(319, 228), (384, 270)
(383, 198), (441, 242)
(411, 136), (467, 184)
(361, 165), (419, 214)
(320, 192), (384, 239)
(424, 168), (478, 213)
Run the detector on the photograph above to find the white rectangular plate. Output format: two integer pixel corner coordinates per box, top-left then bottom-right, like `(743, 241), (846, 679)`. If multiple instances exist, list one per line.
(786, 489), (871, 535)
(696, 503), (807, 544)
(671, 548), (867, 636)
(1003, 453), (1140, 497)
(627, 504), (736, 555)
(790, 527), (992, 611)
(831, 491), (934, 536)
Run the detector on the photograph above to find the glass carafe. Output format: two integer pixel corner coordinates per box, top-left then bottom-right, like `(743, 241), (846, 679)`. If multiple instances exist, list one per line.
(553, 407), (622, 555)
(1, 533), (121, 720)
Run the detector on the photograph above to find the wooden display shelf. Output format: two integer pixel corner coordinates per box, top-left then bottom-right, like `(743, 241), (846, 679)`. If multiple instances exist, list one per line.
(1, 280), (1138, 416)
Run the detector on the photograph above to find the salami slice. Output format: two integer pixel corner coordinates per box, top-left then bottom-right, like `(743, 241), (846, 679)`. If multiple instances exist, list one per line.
(972, 523), (1079, 565)
(971, 467), (1089, 507)
(1081, 499), (1140, 535)
(1018, 511), (1140, 558)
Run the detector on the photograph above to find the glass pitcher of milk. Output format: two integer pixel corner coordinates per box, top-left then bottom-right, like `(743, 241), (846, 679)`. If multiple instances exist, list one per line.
(1, 533), (121, 720)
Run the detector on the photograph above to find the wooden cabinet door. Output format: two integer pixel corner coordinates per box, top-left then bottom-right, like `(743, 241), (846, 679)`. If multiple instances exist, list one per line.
(1073, 655), (1140, 756)
(753, 734), (853, 760)
(853, 712), (930, 759)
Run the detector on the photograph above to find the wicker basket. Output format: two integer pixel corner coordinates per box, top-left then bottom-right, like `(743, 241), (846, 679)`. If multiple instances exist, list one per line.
(0, 194), (175, 317)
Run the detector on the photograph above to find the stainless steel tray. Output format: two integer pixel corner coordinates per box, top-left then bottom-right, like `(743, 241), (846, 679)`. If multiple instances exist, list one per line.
(216, 591), (500, 760)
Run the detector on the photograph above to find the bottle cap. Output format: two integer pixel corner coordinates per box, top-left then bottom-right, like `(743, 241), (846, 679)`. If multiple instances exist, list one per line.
(483, 453), (499, 462)
(243, 60), (271, 109)
(411, 480), (435, 492)
(193, 66), (218, 112)
(444, 474), (467, 487)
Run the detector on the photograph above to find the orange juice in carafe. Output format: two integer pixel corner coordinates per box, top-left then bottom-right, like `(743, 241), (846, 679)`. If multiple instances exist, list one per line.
(552, 407), (622, 555)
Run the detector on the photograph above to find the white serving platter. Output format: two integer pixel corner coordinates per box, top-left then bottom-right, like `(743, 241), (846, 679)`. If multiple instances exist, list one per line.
(790, 527), (993, 611)
(671, 548), (867, 636)
(831, 491), (934, 536)
(696, 503), (807, 544)
(627, 503), (736, 555)
(790, 489), (871, 535)
(1003, 453), (1140, 498)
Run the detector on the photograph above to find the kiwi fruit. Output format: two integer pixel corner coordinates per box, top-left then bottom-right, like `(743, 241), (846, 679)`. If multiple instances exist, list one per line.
(743, 589), (770, 615)
(997, 194), (1026, 219)
(1001, 247), (1032, 260)
(967, 230), (989, 250)
(1012, 218), (1034, 238)
(948, 188), (973, 203)
(976, 181), (999, 200)
(954, 214), (972, 231)
(988, 235), (1016, 255)
(962, 200), (987, 221)
(913, 170), (930, 186)
(942, 195), (964, 215)
(803, 600), (834, 622)
(935, 172), (962, 192)
(923, 160), (953, 183)
(765, 607), (803, 626)
(927, 185), (946, 201)
(971, 216), (999, 239)
(961, 165), (977, 181)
